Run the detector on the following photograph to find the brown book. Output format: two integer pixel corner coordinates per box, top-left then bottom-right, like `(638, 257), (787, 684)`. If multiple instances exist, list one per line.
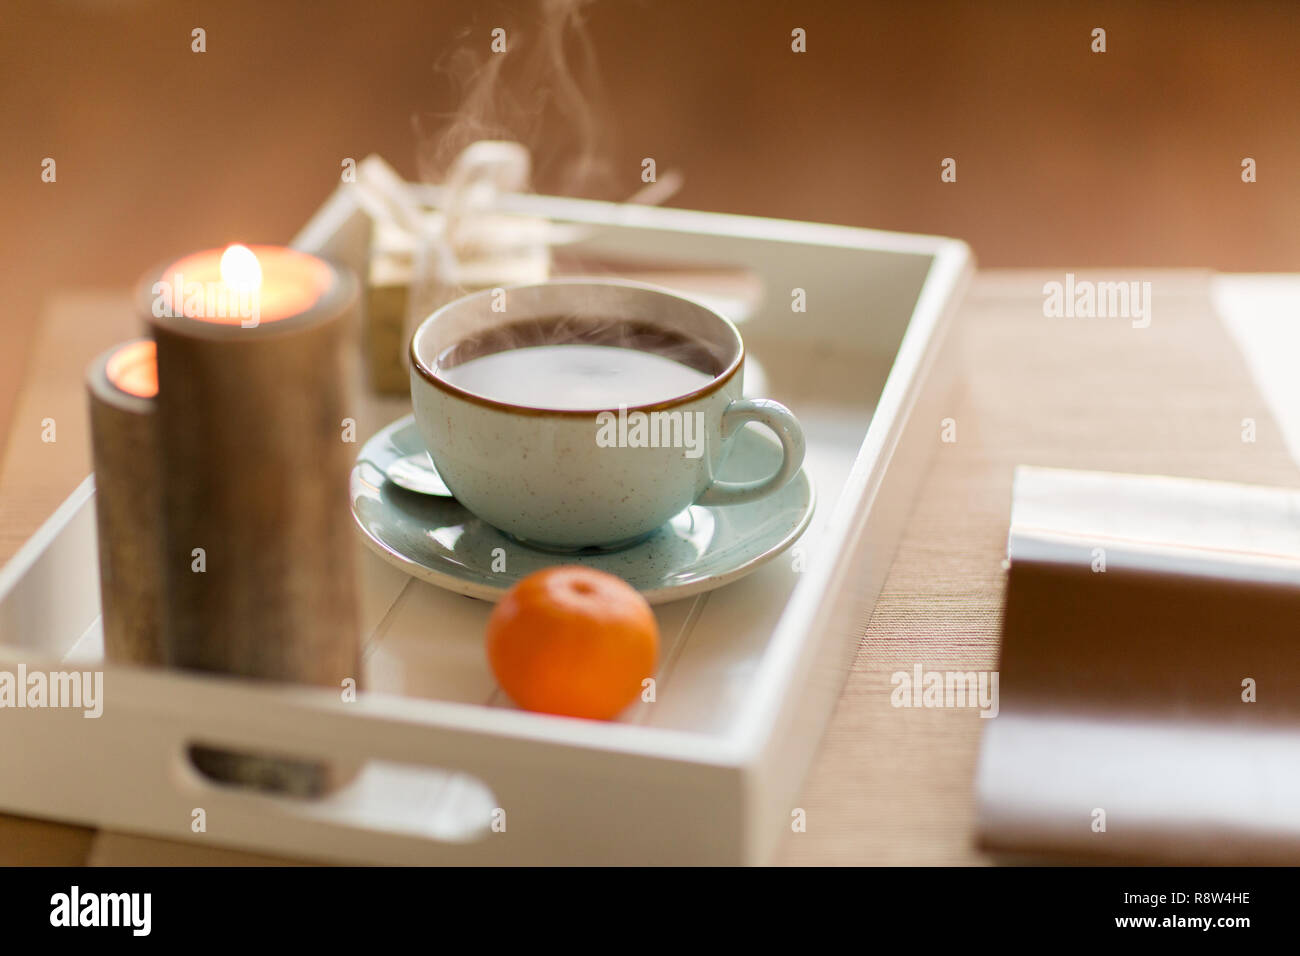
(977, 466), (1300, 864)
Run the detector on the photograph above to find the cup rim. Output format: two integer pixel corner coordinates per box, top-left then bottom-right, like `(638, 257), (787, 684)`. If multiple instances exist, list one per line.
(409, 278), (745, 417)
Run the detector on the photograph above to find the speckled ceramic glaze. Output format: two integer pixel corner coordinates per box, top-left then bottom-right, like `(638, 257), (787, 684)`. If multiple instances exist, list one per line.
(409, 279), (806, 551)
(351, 415), (815, 604)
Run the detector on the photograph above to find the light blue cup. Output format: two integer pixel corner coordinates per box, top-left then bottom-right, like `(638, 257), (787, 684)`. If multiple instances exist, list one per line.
(409, 279), (805, 551)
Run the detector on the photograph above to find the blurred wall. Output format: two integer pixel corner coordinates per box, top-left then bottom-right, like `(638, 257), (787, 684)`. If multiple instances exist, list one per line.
(3, 0), (1299, 444)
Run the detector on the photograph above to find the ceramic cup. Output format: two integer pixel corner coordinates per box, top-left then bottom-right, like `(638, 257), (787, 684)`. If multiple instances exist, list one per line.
(409, 279), (805, 551)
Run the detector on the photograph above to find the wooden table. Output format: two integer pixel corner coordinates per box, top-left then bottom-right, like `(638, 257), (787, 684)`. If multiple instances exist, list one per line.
(2, 272), (1294, 865)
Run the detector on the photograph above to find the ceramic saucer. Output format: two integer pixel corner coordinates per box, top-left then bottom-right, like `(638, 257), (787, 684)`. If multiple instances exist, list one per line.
(350, 415), (815, 604)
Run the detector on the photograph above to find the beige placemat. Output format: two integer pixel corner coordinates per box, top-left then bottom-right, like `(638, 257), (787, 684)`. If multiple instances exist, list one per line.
(1, 272), (1294, 865)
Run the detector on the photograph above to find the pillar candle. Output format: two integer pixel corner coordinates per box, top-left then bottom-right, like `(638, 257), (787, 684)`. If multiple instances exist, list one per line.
(86, 338), (164, 665)
(141, 244), (360, 794)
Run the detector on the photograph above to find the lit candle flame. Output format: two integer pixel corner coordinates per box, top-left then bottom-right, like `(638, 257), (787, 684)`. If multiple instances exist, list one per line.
(219, 243), (263, 291)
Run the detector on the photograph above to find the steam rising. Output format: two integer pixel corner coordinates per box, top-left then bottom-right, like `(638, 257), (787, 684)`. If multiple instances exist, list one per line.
(416, 0), (610, 197)
(411, 2), (725, 403)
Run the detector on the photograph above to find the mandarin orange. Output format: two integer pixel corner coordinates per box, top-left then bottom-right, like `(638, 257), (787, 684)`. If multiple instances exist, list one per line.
(486, 566), (659, 720)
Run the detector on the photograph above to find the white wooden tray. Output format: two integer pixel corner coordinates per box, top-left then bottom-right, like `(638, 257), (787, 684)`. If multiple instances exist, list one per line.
(0, 159), (972, 864)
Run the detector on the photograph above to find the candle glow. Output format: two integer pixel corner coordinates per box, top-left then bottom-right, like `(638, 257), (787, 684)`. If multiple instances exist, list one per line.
(157, 244), (332, 325)
(219, 244), (263, 291)
(104, 339), (159, 399)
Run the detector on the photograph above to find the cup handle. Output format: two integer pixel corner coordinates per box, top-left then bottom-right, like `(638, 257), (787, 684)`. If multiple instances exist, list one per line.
(696, 398), (806, 506)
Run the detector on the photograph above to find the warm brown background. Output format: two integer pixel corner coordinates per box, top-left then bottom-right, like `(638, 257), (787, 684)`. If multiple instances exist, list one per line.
(4, 0), (1299, 463)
